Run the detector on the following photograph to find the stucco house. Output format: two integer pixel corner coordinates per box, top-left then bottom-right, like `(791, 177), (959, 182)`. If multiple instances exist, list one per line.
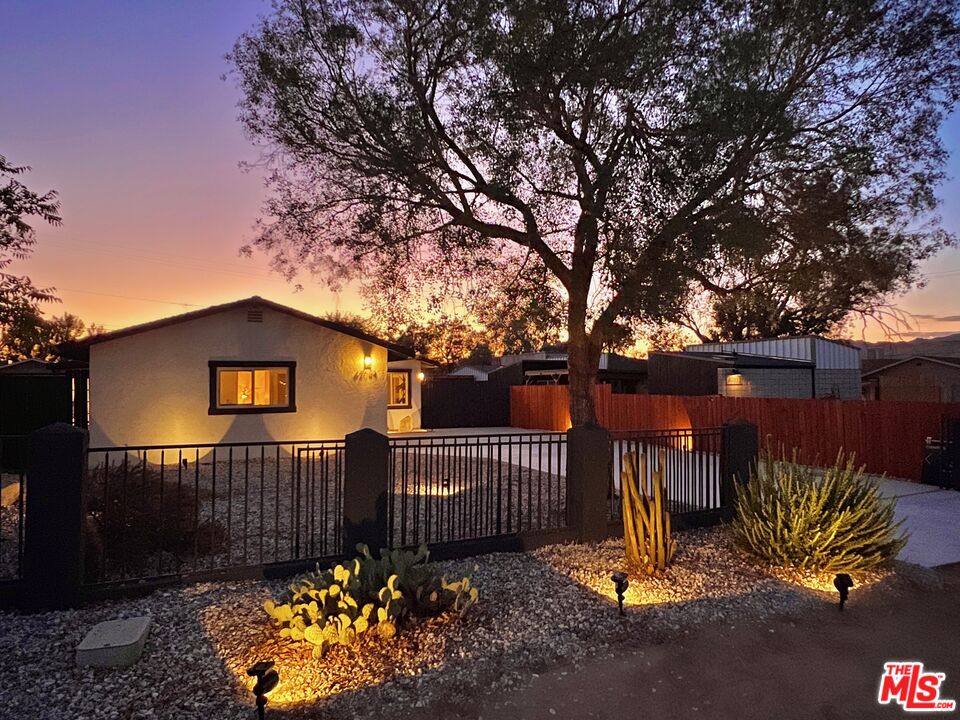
(62, 297), (429, 447)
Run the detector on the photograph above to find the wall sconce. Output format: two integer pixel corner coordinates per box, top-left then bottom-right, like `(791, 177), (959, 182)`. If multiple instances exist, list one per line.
(363, 354), (373, 370)
(417, 371), (425, 382)
(726, 371), (743, 386)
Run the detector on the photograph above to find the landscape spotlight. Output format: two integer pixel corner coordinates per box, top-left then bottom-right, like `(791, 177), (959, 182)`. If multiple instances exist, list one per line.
(611, 571), (629, 615)
(833, 573), (854, 611)
(247, 660), (280, 720)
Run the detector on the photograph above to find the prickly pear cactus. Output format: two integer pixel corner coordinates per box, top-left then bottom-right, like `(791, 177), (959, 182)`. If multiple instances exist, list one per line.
(264, 545), (479, 656)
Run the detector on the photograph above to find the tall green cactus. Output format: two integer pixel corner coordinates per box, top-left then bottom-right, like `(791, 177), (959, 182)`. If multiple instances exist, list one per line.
(621, 450), (676, 575)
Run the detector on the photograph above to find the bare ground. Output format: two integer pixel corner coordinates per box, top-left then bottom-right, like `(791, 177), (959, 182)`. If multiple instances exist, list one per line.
(443, 562), (960, 720)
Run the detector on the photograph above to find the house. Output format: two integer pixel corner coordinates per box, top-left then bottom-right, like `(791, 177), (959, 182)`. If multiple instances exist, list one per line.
(650, 336), (861, 399)
(59, 297), (429, 447)
(862, 356), (960, 402)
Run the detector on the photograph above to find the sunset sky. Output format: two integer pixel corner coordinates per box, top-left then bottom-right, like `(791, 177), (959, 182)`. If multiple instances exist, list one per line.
(3, 1), (960, 340)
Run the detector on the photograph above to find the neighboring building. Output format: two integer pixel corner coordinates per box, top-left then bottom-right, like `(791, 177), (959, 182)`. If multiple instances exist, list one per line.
(650, 336), (861, 399)
(862, 356), (960, 402)
(60, 297), (427, 446)
(451, 352), (648, 394)
(448, 364), (500, 382)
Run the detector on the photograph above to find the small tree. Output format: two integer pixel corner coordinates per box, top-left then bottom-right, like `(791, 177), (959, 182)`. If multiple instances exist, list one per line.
(231, 0), (960, 425)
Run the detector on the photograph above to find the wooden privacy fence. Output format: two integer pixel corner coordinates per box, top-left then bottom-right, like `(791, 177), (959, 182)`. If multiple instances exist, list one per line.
(511, 384), (960, 482)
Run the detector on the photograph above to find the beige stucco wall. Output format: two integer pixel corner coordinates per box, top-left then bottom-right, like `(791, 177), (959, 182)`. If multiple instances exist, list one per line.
(386, 358), (423, 431)
(89, 306), (388, 447)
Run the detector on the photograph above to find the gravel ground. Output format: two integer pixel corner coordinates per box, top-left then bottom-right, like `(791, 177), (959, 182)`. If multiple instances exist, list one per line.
(0, 526), (887, 720)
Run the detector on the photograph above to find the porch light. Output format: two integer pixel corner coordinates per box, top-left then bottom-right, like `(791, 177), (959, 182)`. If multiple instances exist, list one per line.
(726, 371), (743, 386)
(611, 572), (629, 615)
(417, 371), (425, 382)
(363, 354), (373, 369)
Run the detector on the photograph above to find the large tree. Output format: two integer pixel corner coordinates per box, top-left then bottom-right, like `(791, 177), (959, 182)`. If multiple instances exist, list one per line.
(1, 154), (60, 344)
(231, 0), (960, 424)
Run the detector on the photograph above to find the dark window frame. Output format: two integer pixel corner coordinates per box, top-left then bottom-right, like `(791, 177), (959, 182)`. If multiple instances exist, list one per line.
(387, 369), (412, 409)
(208, 360), (297, 415)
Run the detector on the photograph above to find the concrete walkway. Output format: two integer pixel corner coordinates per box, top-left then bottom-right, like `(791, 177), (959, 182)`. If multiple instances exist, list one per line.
(874, 478), (960, 567)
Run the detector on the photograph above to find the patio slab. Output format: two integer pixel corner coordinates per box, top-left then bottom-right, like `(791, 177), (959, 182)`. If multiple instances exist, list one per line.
(873, 479), (960, 568)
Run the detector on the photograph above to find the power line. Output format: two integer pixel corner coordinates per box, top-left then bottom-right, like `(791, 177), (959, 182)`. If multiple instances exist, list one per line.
(57, 287), (200, 307)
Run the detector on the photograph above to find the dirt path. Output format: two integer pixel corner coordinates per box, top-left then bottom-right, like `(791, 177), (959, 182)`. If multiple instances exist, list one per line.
(454, 564), (960, 720)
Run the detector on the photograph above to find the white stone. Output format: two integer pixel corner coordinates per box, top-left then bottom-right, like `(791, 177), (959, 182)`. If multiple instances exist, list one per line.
(76, 616), (152, 668)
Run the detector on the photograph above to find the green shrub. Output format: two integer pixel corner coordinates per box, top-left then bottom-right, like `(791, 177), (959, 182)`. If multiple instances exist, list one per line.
(264, 544), (478, 657)
(732, 451), (907, 573)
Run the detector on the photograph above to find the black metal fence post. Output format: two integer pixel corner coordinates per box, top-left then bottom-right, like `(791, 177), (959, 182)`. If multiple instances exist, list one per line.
(720, 420), (758, 514)
(23, 423), (88, 609)
(343, 428), (390, 554)
(566, 423), (611, 543)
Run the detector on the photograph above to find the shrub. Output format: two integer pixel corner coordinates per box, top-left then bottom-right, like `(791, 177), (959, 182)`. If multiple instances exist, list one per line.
(264, 544), (478, 657)
(84, 460), (226, 579)
(733, 451), (907, 573)
(621, 450), (676, 575)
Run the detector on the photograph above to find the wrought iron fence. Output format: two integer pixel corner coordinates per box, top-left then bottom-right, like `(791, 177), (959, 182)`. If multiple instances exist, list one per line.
(388, 432), (567, 547)
(85, 439), (344, 585)
(609, 428), (723, 521)
(0, 435), (27, 581)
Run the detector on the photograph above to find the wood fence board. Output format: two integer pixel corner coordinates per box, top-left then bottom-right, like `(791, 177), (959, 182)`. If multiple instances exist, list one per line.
(510, 385), (960, 481)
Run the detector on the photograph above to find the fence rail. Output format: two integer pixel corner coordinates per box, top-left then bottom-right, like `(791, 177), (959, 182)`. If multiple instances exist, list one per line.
(608, 428), (723, 521)
(387, 432), (567, 547)
(85, 439), (344, 585)
(0, 435), (27, 582)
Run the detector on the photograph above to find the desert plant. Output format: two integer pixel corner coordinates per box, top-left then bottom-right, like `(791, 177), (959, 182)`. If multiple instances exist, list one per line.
(621, 450), (677, 575)
(733, 451), (908, 573)
(264, 544), (478, 656)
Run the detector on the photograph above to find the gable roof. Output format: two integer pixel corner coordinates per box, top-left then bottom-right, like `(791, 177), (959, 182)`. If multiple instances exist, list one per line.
(57, 296), (423, 362)
(861, 355), (960, 378)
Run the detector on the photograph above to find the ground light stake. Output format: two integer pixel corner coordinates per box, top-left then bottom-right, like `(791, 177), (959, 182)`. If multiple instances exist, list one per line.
(611, 572), (629, 615)
(247, 660), (280, 720)
(834, 573), (854, 611)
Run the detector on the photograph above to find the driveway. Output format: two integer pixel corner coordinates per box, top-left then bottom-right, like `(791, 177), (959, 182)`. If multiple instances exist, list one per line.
(875, 478), (960, 567)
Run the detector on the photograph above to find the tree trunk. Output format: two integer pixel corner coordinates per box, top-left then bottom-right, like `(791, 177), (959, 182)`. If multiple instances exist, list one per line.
(567, 334), (602, 427)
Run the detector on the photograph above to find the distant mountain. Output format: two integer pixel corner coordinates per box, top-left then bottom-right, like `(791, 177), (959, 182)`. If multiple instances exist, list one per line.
(852, 332), (960, 359)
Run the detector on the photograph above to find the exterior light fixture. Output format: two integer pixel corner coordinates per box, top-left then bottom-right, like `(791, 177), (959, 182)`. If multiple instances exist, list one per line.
(417, 370), (425, 382)
(611, 571), (629, 615)
(726, 371), (743, 386)
(363, 354), (373, 369)
(247, 660), (280, 720)
(834, 573), (853, 611)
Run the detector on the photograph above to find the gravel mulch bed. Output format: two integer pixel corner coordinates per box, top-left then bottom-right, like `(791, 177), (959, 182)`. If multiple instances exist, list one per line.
(0, 527), (895, 720)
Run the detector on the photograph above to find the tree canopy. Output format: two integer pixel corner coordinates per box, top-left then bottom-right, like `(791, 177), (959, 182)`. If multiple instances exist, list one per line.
(1, 154), (62, 354)
(232, 0), (960, 423)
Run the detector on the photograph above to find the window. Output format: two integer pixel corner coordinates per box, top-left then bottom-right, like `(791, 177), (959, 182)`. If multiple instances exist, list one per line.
(387, 370), (411, 408)
(209, 361), (296, 414)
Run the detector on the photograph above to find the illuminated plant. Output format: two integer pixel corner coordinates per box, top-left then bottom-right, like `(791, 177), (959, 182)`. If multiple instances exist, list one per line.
(620, 450), (677, 575)
(733, 451), (908, 573)
(264, 544), (478, 656)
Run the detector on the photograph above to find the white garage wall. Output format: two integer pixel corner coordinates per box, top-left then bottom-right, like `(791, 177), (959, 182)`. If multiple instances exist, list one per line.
(89, 306), (388, 447)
